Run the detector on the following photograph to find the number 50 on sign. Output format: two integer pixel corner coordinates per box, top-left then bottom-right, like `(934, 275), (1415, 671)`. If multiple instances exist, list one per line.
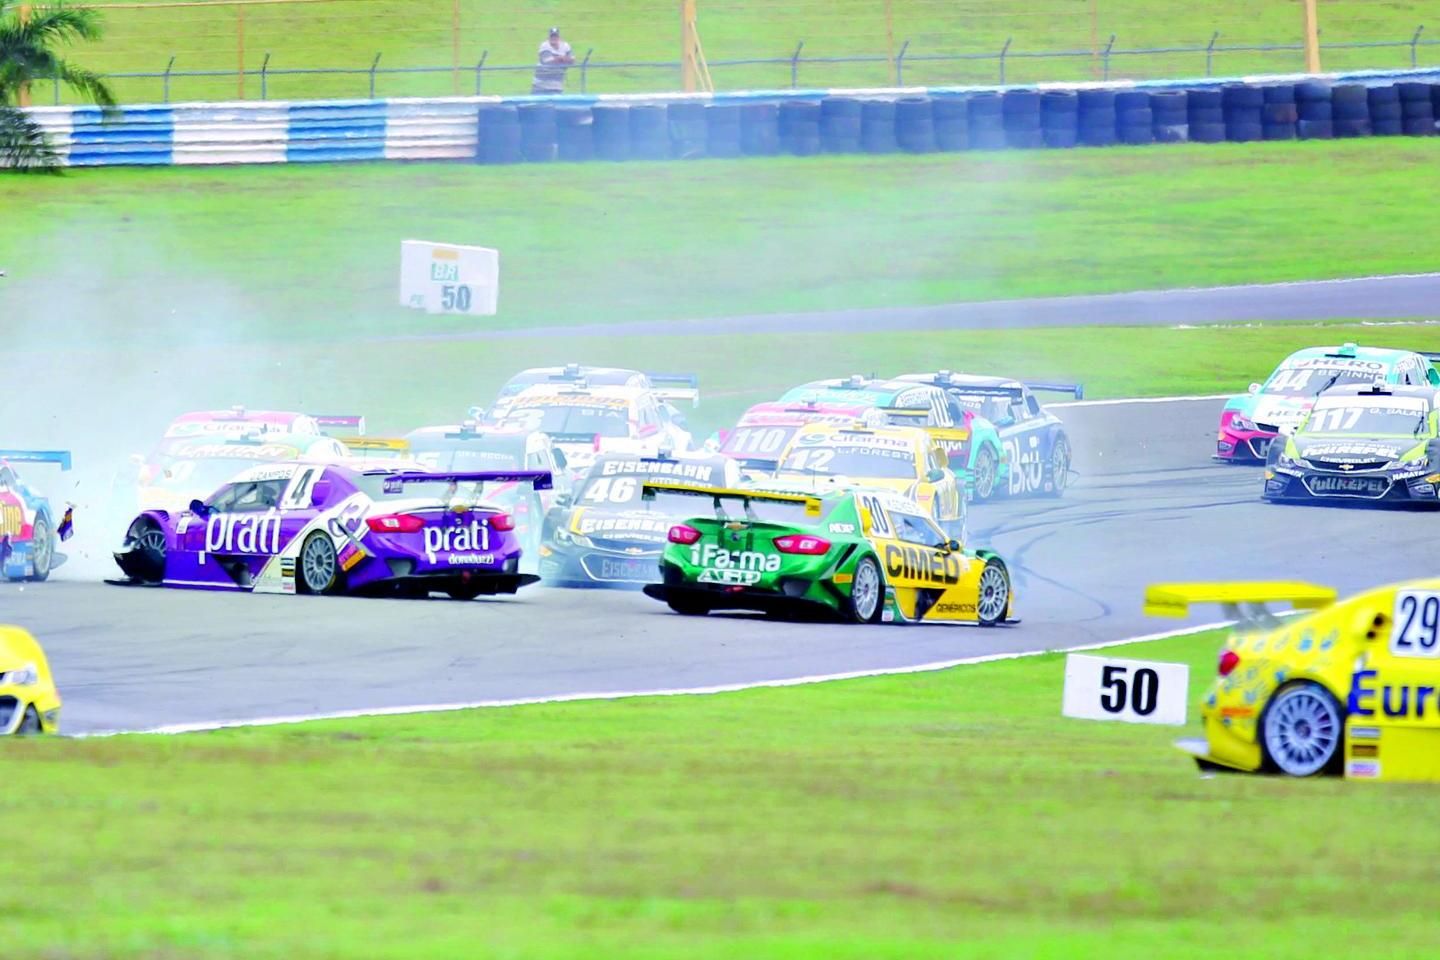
(1062, 653), (1189, 726)
(399, 239), (499, 316)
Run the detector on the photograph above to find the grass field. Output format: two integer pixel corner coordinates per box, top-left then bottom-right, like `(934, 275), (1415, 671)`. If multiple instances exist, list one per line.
(6, 142), (1440, 350)
(4, 626), (1433, 959)
(45, 0), (1440, 103)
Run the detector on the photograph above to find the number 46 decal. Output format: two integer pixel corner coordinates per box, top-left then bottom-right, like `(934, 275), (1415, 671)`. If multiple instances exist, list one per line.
(1392, 590), (1440, 658)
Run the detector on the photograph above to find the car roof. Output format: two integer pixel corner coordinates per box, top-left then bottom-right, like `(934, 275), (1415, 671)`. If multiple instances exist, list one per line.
(159, 432), (336, 459)
(895, 372), (1020, 390)
(505, 365), (644, 386)
(507, 384), (641, 403)
(1282, 344), (1415, 366)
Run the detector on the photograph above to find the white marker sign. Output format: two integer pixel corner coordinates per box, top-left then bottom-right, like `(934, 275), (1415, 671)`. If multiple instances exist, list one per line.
(399, 239), (499, 316)
(1062, 653), (1189, 726)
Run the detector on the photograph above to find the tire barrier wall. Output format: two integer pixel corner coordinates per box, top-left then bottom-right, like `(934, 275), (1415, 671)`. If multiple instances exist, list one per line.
(21, 69), (1440, 168)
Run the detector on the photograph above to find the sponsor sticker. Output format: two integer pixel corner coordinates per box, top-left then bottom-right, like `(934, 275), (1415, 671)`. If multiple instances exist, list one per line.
(1347, 760), (1381, 779)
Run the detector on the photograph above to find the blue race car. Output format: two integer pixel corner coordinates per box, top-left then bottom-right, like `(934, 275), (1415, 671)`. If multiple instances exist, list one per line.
(0, 450), (74, 582)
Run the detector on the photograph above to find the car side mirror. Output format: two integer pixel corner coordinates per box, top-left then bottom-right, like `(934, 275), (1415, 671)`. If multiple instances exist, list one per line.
(926, 468), (946, 483)
(1248, 382), (1261, 395)
(188, 498), (210, 517)
(310, 480), (333, 508)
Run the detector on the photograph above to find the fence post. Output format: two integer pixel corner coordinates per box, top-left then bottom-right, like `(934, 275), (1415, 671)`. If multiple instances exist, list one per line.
(1102, 33), (1115, 81)
(1206, 31), (1219, 76)
(236, 4), (246, 100)
(580, 47), (593, 93)
(999, 37), (1011, 84)
(895, 39), (909, 85)
(475, 51), (487, 95)
(790, 40), (804, 88)
(52, 73), (59, 106)
(163, 55), (175, 103)
(260, 52), (270, 100)
(368, 53), (382, 98)
(1412, 25), (1425, 67)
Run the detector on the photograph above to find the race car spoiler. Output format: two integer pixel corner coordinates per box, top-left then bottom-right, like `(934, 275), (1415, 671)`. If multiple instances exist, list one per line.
(642, 481), (822, 516)
(382, 470), (553, 493)
(1144, 581), (1337, 624)
(313, 415), (367, 436)
(647, 372), (701, 407)
(1026, 381), (1085, 399)
(341, 437), (410, 452)
(0, 449), (72, 471)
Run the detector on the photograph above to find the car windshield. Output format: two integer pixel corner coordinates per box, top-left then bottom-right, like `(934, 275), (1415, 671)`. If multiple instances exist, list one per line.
(501, 404), (630, 438)
(777, 444), (917, 479)
(1263, 364), (1387, 398)
(350, 474), (531, 504)
(408, 441), (524, 472)
(1300, 400), (1432, 437)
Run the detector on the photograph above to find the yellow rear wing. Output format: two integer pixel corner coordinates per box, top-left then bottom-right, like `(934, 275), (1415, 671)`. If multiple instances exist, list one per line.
(1145, 581), (1338, 623)
(641, 482), (823, 517)
(871, 408), (970, 441)
(341, 437), (410, 453)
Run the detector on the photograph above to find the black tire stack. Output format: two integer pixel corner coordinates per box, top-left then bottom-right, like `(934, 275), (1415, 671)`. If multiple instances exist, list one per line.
(1150, 90), (1187, 142)
(1222, 83), (1263, 142)
(1116, 90), (1153, 145)
(629, 104), (669, 160)
(1003, 89), (1043, 148)
(968, 92), (1007, 149)
(476, 103), (522, 164)
(1400, 82), (1436, 136)
(861, 100), (898, 153)
(1187, 88), (1225, 143)
(780, 100), (822, 155)
(592, 104), (630, 161)
(1077, 88), (1116, 146)
(1261, 84), (1298, 140)
(1040, 91), (1078, 148)
(820, 96), (862, 153)
(667, 101), (707, 159)
(1296, 81), (1333, 139)
(705, 103), (742, 158)
(1332, 84), (1370, 138)
(932, 97), (969, 151)
(555, 106), (593, 161)
(517, 103), (557, 161)
(741, 102), (781, 156)
(895, 97), (935, 153)
(1367, 84), (1403, 136)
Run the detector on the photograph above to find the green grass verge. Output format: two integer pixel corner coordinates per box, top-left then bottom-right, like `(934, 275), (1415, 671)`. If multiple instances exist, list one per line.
(6, 626), (1434, 959)
(58, 0), (1440, 103)
(6, 142), (1440, 347)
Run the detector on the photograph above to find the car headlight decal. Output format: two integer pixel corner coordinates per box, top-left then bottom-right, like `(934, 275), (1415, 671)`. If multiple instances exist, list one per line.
(0, 663), (38, 687)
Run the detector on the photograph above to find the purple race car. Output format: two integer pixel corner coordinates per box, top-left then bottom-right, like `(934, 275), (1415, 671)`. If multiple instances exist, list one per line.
(111, 461), (551, 599)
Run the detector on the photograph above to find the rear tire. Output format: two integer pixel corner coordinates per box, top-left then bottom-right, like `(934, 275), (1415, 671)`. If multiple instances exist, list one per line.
(975, 558), (1011, 626)
(28, 515), (53, 582)
(971, 446), (999, 501)
(1260, 682), (1343, 777)
(667, 594), (711, 616)
(1044, 435), (1072, 498)
(298, 532), (342, 595)
(844, 554), (884, 624)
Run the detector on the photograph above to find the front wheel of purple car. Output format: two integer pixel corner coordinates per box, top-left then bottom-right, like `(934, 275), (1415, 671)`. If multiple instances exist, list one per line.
(121, 517), (167, 584)
(297, 532), (342, 596)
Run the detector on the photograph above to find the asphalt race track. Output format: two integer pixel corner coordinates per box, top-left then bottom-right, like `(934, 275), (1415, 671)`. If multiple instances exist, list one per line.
(4, 397), (1434, 735)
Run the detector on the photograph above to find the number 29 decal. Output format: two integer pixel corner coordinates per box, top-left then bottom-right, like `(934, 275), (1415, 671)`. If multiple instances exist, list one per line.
(1392, 590), (1440, 658)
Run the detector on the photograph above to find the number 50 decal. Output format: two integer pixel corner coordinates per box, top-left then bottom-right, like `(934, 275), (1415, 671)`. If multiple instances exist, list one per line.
(1062, 654), (1189, 726)
(441, 285), (473, 312)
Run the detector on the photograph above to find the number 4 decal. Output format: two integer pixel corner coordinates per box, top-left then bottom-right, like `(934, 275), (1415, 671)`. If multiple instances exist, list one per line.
(1392, 590), (1440, 658)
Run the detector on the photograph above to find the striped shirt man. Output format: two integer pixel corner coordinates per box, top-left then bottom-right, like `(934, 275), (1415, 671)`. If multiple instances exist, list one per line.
(533, 29), (575, 95)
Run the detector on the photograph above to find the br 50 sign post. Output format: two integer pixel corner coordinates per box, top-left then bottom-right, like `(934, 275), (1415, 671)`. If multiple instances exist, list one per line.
(399, 239), (499, 316)
(1062, 653), (1189, 726)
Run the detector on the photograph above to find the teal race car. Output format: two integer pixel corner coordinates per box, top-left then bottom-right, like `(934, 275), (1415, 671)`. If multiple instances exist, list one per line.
(776, 376), (1009, 500)
(1216, 343), (1440, 463)
(640, 479), (1015, 626)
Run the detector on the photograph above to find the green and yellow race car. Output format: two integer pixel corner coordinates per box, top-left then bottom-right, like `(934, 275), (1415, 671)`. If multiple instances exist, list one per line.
(640, 480), (1015, 626)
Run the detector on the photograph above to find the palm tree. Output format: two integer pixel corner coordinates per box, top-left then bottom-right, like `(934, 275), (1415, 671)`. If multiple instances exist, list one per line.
(0, 0), (114, 171)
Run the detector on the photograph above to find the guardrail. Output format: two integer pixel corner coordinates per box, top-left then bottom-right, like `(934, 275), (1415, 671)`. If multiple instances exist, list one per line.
(22, 68), (1440, 168)
(35, 29), (1440, 104)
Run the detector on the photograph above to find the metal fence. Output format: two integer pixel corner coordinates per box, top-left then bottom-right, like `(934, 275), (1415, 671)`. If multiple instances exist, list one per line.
(37, 29), (1440, 105)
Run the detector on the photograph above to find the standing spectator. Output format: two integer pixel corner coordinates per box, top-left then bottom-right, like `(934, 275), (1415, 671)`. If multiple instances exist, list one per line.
(532, 27), (575, 95)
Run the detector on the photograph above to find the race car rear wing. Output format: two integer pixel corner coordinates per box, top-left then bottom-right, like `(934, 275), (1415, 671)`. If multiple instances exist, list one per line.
(313, 415), (367, 437)
(1144, 581), (1337, 626)
(641, 481), (823, 517)
(1025, 381), (1085, 399)
(0, 449), (72, 471)
(341, 437), (410, 454)
(647, 373), (701, 408)
(381, 470), (553, 493)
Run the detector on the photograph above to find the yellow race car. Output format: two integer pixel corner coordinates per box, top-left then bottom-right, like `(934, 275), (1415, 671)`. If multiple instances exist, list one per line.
(771, 422), (966, 538)
(1146, 578), (1440, 781)
(0, 625), (61, 735)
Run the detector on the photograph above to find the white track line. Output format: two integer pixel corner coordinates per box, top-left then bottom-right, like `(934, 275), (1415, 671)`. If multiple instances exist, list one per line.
(82, 620), (1228, 738)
